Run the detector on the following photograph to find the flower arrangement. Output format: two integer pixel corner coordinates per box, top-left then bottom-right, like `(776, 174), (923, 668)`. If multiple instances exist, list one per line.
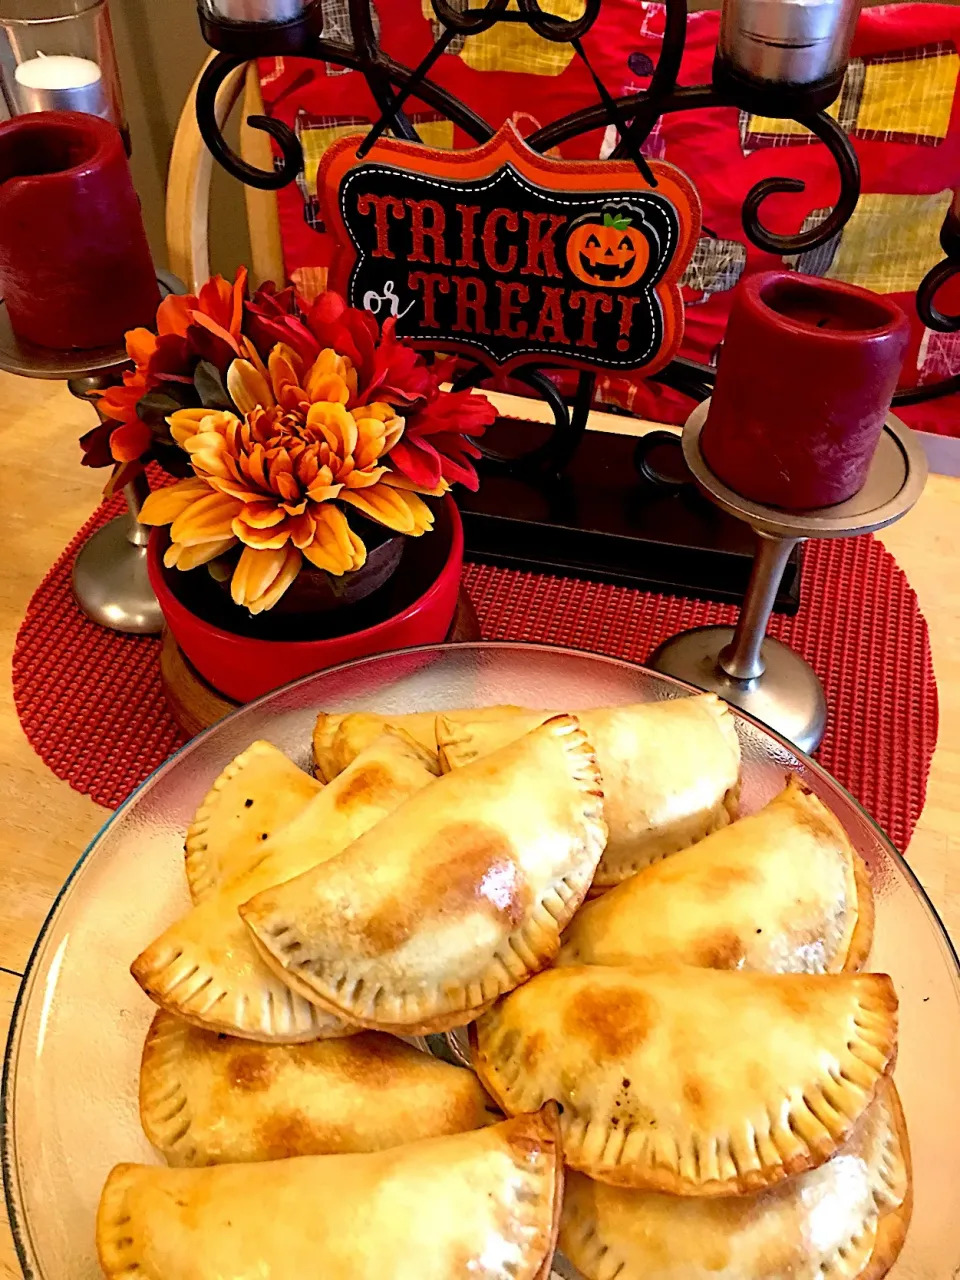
(85, 271), (495, 614)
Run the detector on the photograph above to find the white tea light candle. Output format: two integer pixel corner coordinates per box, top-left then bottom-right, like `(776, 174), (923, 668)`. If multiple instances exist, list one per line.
(207, 0), (305, 21)
(14, 53), (110, 118)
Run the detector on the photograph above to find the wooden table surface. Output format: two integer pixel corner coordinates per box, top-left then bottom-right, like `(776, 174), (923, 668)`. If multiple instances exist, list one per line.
(1, 372), (959, 1276)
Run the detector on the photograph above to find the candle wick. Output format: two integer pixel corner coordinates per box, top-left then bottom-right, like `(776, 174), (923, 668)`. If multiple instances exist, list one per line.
(816, 317), (829, 328)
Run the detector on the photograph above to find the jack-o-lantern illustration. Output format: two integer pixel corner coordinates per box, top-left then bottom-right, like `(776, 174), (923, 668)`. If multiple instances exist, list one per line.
(566, 211), (650, 288)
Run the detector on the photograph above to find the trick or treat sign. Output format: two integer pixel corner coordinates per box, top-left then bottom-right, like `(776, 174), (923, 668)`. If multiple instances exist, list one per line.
(319, 123), (700, 377)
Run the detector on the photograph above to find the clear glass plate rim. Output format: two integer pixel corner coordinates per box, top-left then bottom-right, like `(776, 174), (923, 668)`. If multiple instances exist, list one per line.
(3, 638), (957, 1280)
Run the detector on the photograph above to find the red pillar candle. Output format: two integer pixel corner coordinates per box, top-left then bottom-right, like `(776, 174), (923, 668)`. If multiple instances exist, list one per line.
(0, 111), (158, 350)
(700, 271), (910, 510)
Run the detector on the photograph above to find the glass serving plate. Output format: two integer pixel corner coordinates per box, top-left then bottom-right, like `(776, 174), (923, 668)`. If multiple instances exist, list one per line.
(3, 643), (959, 1280)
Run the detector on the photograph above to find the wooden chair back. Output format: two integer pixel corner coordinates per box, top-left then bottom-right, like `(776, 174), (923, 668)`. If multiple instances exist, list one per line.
(166, 56), (284, 293)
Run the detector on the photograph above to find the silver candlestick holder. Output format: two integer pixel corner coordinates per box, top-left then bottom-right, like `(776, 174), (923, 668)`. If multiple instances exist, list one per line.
(65, 372), (163, 635)
(0, 279), (181, 636)
(649, 400), (927, 753)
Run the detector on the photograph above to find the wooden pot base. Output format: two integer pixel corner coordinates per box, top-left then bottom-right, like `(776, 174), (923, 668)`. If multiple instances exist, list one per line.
(159, 586), (482, 737)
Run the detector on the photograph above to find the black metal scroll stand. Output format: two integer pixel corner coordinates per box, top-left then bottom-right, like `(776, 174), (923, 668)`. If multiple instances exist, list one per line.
(191, 0), (957, 607)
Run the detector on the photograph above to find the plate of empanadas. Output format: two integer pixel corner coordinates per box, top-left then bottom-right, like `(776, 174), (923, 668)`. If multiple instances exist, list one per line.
(3, 643), (959, 1279)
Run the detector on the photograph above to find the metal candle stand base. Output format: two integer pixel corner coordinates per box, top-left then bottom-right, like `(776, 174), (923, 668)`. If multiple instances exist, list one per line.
(649, 401), (928, 753)
(64, 372), (164, 636)
(70, 471), (163, 635)
(0, 282), (178, 637)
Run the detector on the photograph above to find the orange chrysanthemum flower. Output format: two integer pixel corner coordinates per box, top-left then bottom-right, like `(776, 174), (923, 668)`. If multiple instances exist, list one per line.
(139, 343), (435, 614)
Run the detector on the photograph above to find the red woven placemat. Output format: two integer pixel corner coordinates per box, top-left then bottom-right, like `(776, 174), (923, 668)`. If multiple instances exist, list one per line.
(13, 487), (937, 852)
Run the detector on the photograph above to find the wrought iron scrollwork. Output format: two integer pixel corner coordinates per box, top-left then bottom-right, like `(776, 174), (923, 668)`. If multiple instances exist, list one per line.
(430, 0), (510, 34)
(516, 0), (602, 43)
(449, 364), (594, 476)
(915, 197), (960, 335)
(196, 52), (304, 190)
(891, 193), (960, 405)
(917, 260), (960, 335)
(193, 0), (959, 455)
(741, 111), (860, 255)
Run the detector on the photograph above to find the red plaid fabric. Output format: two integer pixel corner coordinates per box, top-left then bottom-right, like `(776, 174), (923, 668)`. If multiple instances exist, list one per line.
(260, 2), (960, 436)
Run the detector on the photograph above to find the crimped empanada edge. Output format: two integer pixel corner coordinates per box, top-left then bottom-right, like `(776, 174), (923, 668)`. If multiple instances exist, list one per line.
(372, 724), (442, 774)
(312, 712), (347, 782)
(247, 880), (565, 1036)
(589, 798), (735, 892)
(139, 1011), (197, 1165)
(184, 740), (309, 902)
(435, 712), (490, 773)
(783, 778), (874, 973)
(861, 1081), (912, 1280)
(243, 714), (606, 1033)
(590, 699), (742, 891)
(186, 742), (282, 901)
(472, 975), (898, 1198)
(435, 708), (545, 774)
(131, 929), (349, 1043)
(96, 1164), (149, 1280)
(523, 1103), (565, 1280)
(247, 922), (494, 1036)
(701, 691), (742, 763)
(557, 1083), (910, 1280)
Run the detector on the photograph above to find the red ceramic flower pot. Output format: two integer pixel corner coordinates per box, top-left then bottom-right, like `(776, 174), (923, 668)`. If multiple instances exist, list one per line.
(148, 496), (464, 703)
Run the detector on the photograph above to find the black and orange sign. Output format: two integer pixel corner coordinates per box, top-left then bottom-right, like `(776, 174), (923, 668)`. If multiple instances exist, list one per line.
(319, 123), (700, 377)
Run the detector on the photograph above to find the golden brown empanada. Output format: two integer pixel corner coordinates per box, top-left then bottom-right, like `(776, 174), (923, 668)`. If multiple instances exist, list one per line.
(559, 776), (873, 973)
(438, 695), (741, 889)
(313, 705), (526, 781)
(132, 730), (438, 1042)
(560, 1081), (911, 1280)
(140, 1010), (500, 1166)
(472, 965), (898, 1196)
(186, 740), (322, 901)
(242, 715), (607, 1035)
(98, 1107), (563, 1280)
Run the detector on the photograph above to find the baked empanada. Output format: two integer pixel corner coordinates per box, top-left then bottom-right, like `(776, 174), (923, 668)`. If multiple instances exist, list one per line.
(98, 1107), (563, 1280)
(560, 1082), (911, 1280)
(140, 1010), (499, 1166)
(242, 715), (607, 1035)
(313, 705), (526, 782)
(132, 730), (438, 1042)
(559, 776), (873, 973)
(438, 695), (741, 889)
(472, 965), (898, 1195)
(186, 740), (322, 901)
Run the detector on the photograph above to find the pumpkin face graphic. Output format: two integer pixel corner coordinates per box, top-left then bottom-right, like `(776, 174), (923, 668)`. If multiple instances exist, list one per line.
(566, 211), (649, 287)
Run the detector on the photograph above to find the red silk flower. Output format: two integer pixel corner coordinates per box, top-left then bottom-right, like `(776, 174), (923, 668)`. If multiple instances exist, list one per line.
(244, 281), (320, 367)
(389, 389), (495, 492)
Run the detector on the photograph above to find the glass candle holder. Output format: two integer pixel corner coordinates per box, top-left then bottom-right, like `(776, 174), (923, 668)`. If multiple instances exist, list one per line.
(0, 0), (125, 139)
(202, 0), (305, 22)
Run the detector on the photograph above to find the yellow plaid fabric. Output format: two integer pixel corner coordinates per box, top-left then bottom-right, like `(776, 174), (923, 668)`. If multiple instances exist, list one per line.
(420, 0), (582, 75)
(858, 45), (958, 141)
(299, 116), (455, 197)
(743, 41), (959, 149)
(817, 191), (952, 294)
(745, 98), (844, 143)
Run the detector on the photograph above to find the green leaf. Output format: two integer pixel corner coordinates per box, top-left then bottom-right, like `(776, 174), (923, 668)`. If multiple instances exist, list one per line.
(153, 441), (194, 477)
(604, 212), (633, 232)
(194, 360), (231, 410)
(136, 389), (185, 429)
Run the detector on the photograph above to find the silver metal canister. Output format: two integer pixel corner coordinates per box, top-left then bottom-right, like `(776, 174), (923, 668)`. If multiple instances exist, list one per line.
(718, 0), (861, 87)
